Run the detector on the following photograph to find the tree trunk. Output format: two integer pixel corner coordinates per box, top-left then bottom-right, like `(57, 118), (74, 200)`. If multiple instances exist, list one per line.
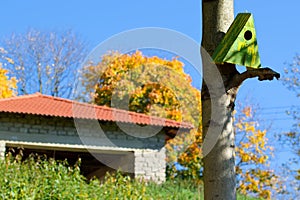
(201, 0), (280, 199)
(201, 0), (237, 199)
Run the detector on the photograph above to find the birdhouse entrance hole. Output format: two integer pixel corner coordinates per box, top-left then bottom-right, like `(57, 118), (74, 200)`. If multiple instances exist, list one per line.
(244, 30), (252, 41)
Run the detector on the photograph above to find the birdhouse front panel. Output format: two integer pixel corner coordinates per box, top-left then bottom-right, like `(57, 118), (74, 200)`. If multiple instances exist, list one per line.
(212, 13), (261, 69)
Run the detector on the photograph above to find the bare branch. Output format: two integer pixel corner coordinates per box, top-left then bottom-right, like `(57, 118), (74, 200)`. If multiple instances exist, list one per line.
(230, 67), (280, 88)
(0, 29), (88, 98)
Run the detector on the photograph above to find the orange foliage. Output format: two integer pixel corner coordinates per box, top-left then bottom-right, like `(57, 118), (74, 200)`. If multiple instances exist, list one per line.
(165, 128), (203, 181)
(82, 50), (201, 124)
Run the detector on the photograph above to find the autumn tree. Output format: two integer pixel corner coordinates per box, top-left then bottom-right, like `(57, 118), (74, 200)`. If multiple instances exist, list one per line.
(201, 0), (279, 199)
(0, 63), (17, 98)
(80, 50), (203, 178)
(167, 102), (282, 199)
(0, 29), (88, 98)
(80, 51), (201, 123)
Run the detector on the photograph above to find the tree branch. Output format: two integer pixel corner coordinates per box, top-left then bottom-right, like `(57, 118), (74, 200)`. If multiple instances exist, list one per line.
(230, 67), (280, 88)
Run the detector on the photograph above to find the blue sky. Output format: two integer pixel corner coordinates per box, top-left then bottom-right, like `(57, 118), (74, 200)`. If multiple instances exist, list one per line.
(0, 0), (299, 173)
(1, 0), (298, 129)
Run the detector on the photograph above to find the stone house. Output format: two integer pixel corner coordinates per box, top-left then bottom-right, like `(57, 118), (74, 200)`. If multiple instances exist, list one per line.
(0, 93), (192, 182)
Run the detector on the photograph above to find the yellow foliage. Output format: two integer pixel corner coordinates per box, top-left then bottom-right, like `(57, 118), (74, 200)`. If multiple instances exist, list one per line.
(243, 107), (252, 117)
(0, 63), (17, 98)
(4, 57), (14, 64)
(85, 51), (200, 122)
(235, 106), (282, 199)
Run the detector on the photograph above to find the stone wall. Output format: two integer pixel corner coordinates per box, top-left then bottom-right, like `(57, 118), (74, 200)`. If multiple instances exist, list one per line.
(0, 112), (168, 182)
(134, 148), (166, 183)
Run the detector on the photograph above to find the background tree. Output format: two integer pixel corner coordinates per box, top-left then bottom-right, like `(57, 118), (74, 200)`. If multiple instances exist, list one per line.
(201, 0), (279, 199)
(81, 51), (201, 124)
(282, 54), (300, 196)
(0, 63), (17, 98)
(0, 29), (88, 98)
(283, 54), (300, 146)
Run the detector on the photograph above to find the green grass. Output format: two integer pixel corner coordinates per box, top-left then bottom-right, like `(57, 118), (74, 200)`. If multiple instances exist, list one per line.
(0, 154), (259, 200)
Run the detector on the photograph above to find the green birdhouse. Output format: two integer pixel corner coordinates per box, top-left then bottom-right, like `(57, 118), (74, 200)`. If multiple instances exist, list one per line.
(212, 13), (261, 68)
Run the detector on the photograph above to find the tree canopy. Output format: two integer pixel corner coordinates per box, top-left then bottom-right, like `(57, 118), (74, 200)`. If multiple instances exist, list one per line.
(81, 51), (201, 124)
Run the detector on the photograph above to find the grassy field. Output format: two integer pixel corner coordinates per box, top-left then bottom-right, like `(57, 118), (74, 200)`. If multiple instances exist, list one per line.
(0, 154), (259, 200)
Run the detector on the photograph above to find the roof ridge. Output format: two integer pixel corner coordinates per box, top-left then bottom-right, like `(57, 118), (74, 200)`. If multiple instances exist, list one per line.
(37, 93), (76, 104)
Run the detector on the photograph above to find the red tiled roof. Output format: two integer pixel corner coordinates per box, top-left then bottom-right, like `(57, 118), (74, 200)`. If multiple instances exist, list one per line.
(0, 93), (193, 129)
